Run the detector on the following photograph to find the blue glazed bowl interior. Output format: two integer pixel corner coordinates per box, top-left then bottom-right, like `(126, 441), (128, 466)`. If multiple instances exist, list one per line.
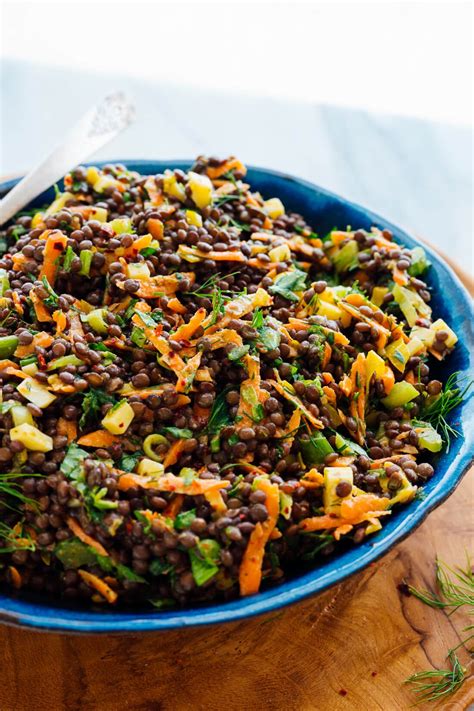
(0, 161), (472, 633)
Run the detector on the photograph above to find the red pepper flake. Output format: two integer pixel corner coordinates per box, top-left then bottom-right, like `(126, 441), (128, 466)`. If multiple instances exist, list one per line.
(37, 354), (47, 370)
(53, 241), (65, 251)
(338, 689), (347, 697)
(371, 671), (378, 677)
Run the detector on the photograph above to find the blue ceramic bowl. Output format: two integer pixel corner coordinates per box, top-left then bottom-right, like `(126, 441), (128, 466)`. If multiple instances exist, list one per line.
(0, 161), (472, 633)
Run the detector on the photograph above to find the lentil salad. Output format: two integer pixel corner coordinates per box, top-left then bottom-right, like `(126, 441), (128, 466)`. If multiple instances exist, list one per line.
(0, 156), (461, 609)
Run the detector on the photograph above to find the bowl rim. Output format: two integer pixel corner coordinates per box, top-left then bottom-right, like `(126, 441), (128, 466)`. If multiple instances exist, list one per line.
(0, 160), (472, 634)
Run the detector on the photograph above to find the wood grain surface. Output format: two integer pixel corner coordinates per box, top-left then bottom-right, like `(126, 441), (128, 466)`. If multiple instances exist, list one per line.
(0, 205), (471, 710)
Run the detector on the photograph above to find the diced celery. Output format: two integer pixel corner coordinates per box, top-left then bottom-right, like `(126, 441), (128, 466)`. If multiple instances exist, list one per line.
(299, 433), (334, 465)
(406, 336), (425, 356)
(11, 404), (34, 427)
(17, 377), (56, 408)
(323, 466), (353, 514)
(188, 172), (213, 209)
(89, 207), (108, 223)
(431, 319), (458, 348)
(414, 421), (443, 452)
(86, 166), (100, 185)
(385, 338), (410, 372)
(185, 210), (203, 228)
(127, 263), (151, 280)
(410, 326), (435, 348)
(10, 423), (53, 452)
(45, 191), (74, 216)
(268, 243), (291, 262)
(334, 433), (367, 457)
(109, 217), (132, 234)
(264, 197), (285, 219)
(0, 335), (18, 358)
(333, 240), (359, 273)
(79, 250), (93, 276)
(0, 269), (10, 297)
(163, 173), (186, 202)
(47, 354), (84, 371)
(102, 400), (135, 435)
(92, 176), (118, 194)
(86, 309), (108, 335)
(137, 458), (165, 476)
(408, 247), (430, 277)
(365, 350), (386, 388)
(21, 362), (39, 377)
(371, 286), (389, 307)
(317, 301), (343, 320)
(279, 490), (293, 519)
(381, 381), (419, 408)
(393, 284), (431, 327)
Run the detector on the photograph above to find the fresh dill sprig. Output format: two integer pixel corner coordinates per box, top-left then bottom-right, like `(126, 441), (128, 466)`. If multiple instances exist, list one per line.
(404, 554), (473, 702)
(404, 650), (467, 704)
(0, 520), (37, 554)
(0, 472), (40, 510)
(188, 271), (240, 300)
(408, 554), (474, 612)
(421, 372), (473, 452)
(213, 194), (242, 206)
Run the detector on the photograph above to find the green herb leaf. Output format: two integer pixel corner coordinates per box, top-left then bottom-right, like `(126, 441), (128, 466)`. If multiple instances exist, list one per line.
(79, 388), (117, 428)
(269, 269), (307, 302)
(60, 443), (88, 480)
(160, 427), (193, 439)
(119, 452), (142, 472)
(174, 509), (196, 531)
(189, 539), (220, 586)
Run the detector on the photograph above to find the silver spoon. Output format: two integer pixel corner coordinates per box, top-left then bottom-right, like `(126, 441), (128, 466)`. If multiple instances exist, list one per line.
(0, 92), (136, 226)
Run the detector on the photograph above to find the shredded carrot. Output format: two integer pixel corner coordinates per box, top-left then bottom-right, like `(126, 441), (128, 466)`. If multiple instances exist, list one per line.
(52, 310), (67, 333)
(38, 231), (68, 285)
(206, 157), (246, 180)
(66, 517), (108, 557)
(78, 570), (118, 604)
(172, 308), (207, 342)
(348, 353), (367, 444)
(57, 417), (77, 444)
(14, 331), (54, 358)
(381, 366), (395, 394)
(162, 439), (187, 468)
(117, 471), (229, 497)
(322, 342), (332, 369)
(122, 234), (153, 258)
(0, 359), (18, 371)
(239, 478), (280, 596)
(270, 376), (324, 430)
(12, 291), (24, 315)
(167, 297), (187, 314)
(77, 430), (121, 448)
(30, 291), (53, 322)
(175, 351), (202, 393)
(163, 495), (184, 519)
(11, 252), (28, 272)
(69, 313), (85, 342)
(120, 273), (195, 299)
(147, 218), (164, 239)
(8, 566), (22, 589)
(393, 265), (409, 286)
(339, 374), (352, 397)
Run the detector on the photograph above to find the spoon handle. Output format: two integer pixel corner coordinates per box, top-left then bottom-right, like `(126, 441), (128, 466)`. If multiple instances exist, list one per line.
(0, 92), (135, 226)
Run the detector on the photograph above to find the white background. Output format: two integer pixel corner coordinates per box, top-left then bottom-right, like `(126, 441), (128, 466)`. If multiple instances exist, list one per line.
(1, 0), (472, 126)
